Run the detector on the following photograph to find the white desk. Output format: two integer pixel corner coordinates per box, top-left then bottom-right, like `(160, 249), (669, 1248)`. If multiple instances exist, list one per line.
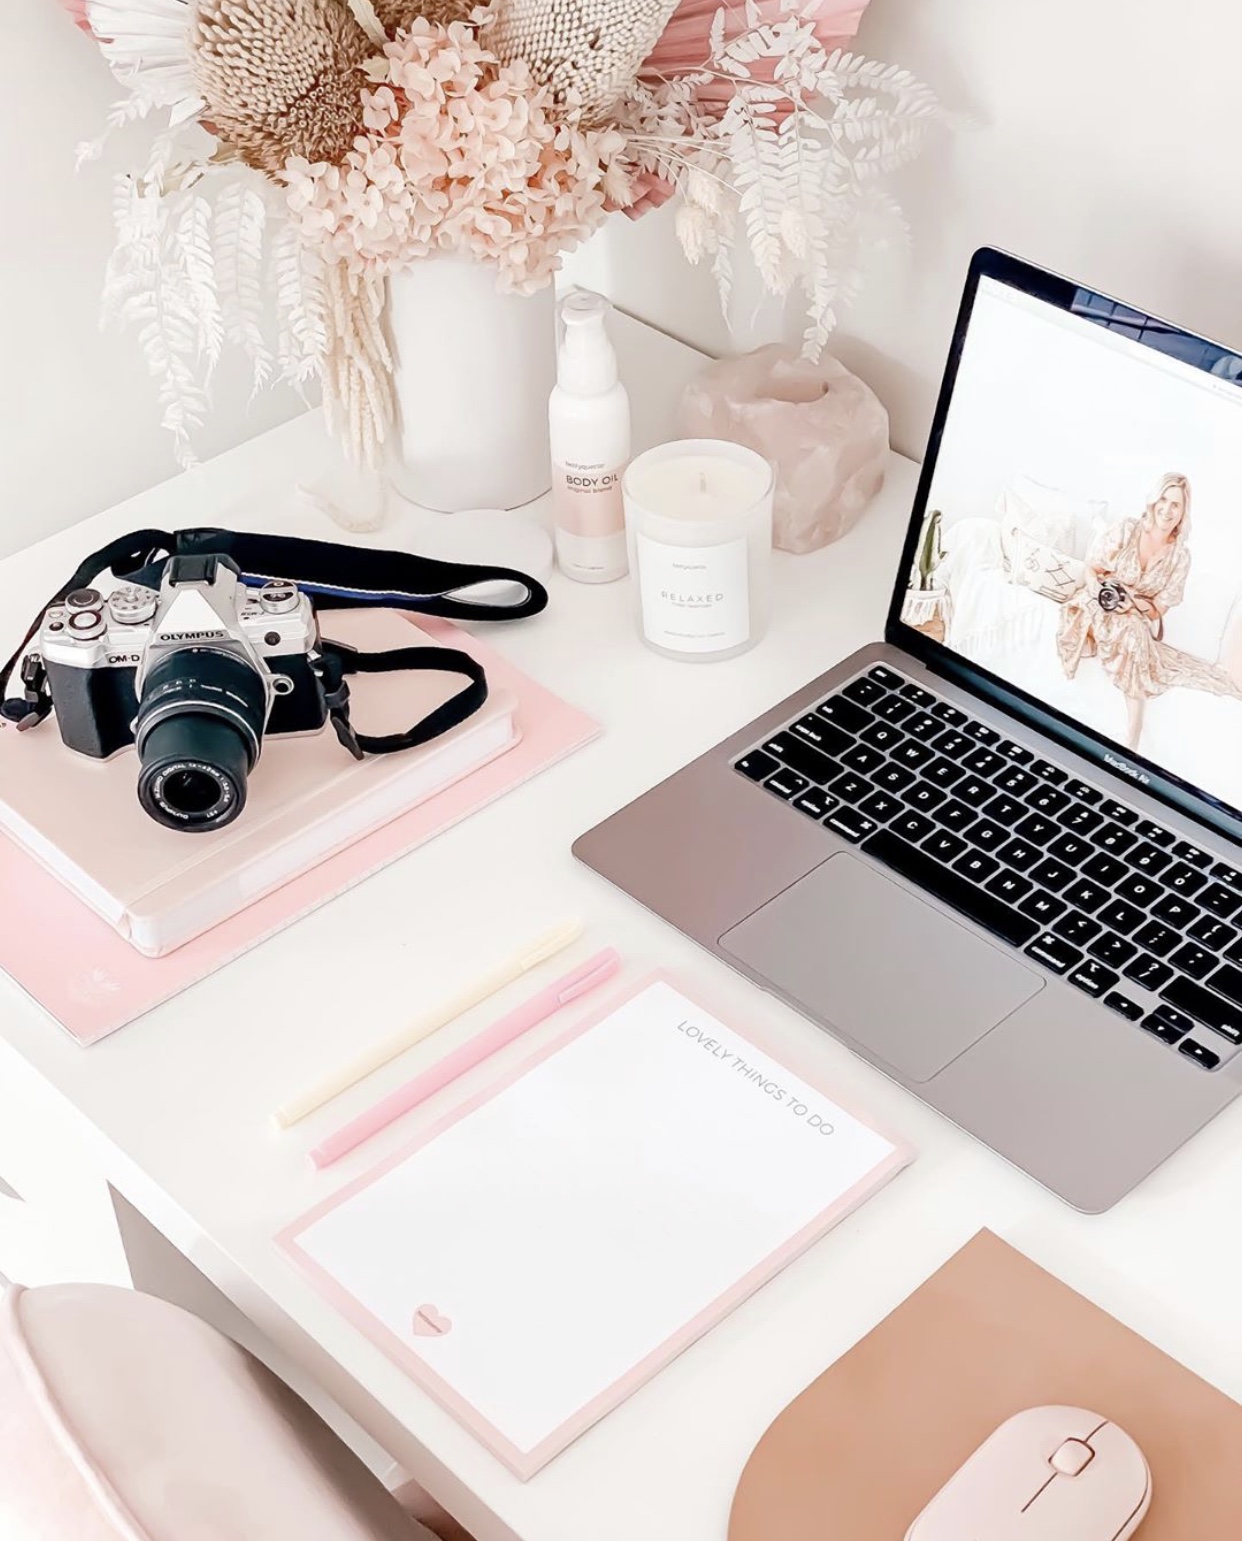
(2, 315), (1242, 1541)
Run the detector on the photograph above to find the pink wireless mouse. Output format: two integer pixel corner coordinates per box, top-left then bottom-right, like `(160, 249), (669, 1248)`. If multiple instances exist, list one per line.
(905, 1405), (1152, 1541)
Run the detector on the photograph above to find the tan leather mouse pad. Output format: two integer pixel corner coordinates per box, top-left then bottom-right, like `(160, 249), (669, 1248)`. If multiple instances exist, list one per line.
(730, 1230), (1241, 1539)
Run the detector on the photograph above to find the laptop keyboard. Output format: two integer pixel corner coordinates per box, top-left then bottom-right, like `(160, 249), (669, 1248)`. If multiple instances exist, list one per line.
(733, 664), (1242, 1072)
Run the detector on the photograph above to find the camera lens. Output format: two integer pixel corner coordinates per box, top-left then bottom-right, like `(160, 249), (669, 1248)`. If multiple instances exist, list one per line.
(162, 766), (225, 815)
(134, 649), (269, 832)
(137, 720), (247, 828)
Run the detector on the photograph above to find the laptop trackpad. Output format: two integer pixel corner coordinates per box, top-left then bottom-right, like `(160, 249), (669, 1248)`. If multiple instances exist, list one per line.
(719, 853), (1042, 1084)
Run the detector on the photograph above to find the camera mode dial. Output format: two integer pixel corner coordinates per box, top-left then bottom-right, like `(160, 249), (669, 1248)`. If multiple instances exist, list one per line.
(258, 582), (299, 615)
(108, 585), (158, 626)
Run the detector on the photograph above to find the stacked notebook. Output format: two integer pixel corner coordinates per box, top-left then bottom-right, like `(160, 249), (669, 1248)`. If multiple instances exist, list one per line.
(0, 615), (600, 1043)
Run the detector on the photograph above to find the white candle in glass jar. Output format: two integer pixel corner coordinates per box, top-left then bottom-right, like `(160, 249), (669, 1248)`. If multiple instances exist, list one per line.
(623, 439), (774, 661)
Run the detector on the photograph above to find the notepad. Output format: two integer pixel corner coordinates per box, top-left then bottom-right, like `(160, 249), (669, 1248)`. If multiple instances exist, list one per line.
(280, 976), (912, 1477)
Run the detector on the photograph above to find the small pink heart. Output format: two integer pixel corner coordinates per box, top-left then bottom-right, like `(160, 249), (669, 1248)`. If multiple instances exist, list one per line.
(412, 1303), (452, 1338)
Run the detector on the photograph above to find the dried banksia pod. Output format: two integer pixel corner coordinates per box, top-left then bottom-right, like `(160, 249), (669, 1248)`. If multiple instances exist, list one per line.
(190, 0), (372, 173)
(489, 0), (680, 120)
(371, 0), (473, 28)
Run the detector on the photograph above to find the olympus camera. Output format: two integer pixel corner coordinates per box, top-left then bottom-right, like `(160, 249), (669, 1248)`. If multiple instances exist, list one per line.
(1097, 580), (1129, 614)
(36, 553), (327, 831)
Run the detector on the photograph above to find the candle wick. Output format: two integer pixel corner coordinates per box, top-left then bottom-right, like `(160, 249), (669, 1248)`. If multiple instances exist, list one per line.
(698, 470), (708, 495)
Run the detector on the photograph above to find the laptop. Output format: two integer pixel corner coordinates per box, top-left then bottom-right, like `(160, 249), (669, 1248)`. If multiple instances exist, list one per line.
(574, 247), (1242, 1213)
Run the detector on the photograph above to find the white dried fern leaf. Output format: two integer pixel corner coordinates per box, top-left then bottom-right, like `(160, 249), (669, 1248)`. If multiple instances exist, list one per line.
(104, 171), (211, 463)
(76, 93), (157, 167)
(270, 220), (330, 390)
(96, 112), (340, 462)
(214, 180), (272, 395)
(653, 5), (944, 356)
(830, 52), (941, 113)
(721, 98), (788, 291)
(170, 194), (224, 369)
(711, 238), (734, 321)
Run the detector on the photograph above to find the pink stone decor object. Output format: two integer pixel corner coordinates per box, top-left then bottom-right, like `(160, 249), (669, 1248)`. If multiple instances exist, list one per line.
(680, 344), (889, 555)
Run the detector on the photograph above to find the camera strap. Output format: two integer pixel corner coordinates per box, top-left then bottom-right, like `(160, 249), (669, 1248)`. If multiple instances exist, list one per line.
(0, 526), (548, 739)
(316, 641), (489, 761)
(171, 527), (548, 621)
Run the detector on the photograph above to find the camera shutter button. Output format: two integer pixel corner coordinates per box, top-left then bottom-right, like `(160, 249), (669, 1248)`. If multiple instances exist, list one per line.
(66, 588), (102, 611)
(259, 583), (299, 615)
(67, 609), (106, 640)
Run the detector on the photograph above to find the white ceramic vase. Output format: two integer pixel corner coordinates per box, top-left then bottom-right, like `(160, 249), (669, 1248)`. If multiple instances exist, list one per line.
(386, 258), (557, 513)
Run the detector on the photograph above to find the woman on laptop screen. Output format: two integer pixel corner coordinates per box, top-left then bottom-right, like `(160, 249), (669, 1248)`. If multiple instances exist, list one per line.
(1056, 472), (1242, 749)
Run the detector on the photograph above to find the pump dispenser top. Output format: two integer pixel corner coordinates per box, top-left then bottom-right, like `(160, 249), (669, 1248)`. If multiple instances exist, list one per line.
(557, 290), (619, 395)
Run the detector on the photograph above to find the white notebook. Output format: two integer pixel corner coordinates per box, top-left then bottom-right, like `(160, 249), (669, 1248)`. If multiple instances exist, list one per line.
(280, 976), (912, 1477)
(0, 611), (518, 956)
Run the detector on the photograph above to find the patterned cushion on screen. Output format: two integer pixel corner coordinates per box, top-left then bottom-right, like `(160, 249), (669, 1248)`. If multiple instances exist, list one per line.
(996, 476), (1109, 566)
(1005, 529), (1083, 603)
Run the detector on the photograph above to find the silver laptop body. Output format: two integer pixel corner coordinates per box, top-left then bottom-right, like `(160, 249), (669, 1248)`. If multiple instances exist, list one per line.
(575, 249), (1242, 1211)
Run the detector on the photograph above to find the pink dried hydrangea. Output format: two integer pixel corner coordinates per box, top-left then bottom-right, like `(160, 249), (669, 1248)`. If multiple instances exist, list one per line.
(283, 19), (631, 292)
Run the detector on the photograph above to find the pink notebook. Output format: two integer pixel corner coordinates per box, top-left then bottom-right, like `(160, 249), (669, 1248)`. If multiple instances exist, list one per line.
(280, 975), (912, 1478)
(0, 618), (599, 1045)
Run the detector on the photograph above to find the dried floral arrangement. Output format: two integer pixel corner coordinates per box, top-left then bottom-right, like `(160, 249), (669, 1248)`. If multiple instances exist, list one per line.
(62, 0), (941, 464)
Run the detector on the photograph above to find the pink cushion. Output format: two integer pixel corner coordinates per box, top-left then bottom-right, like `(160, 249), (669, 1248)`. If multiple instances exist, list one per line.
(0, 1284), (433, 1541)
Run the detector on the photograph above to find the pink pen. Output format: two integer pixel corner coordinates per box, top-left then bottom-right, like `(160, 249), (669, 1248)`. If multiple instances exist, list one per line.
(310, 947), (622, 1169)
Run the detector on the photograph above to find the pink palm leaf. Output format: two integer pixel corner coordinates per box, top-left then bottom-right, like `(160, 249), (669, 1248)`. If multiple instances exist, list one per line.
(644, 0), (870, 106)
(621, 0), (873, 216)
(55, 0), (95, 31)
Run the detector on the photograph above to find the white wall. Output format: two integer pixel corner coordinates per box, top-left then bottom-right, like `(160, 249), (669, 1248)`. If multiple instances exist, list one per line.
(0, 0), (303, 558)
(580, 0), (1242, 461)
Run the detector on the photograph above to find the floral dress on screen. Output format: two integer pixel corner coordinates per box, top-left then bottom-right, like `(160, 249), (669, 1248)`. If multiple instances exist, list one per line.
(1056, 516), (1242, 701)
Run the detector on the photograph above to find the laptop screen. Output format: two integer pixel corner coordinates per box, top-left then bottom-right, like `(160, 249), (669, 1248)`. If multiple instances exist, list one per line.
(898, 258), (1242, 827)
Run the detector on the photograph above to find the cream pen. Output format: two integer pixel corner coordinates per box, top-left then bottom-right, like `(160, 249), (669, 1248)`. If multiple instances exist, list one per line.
(272, 919), (585, 1128)
(310, 948), (622, 1167)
